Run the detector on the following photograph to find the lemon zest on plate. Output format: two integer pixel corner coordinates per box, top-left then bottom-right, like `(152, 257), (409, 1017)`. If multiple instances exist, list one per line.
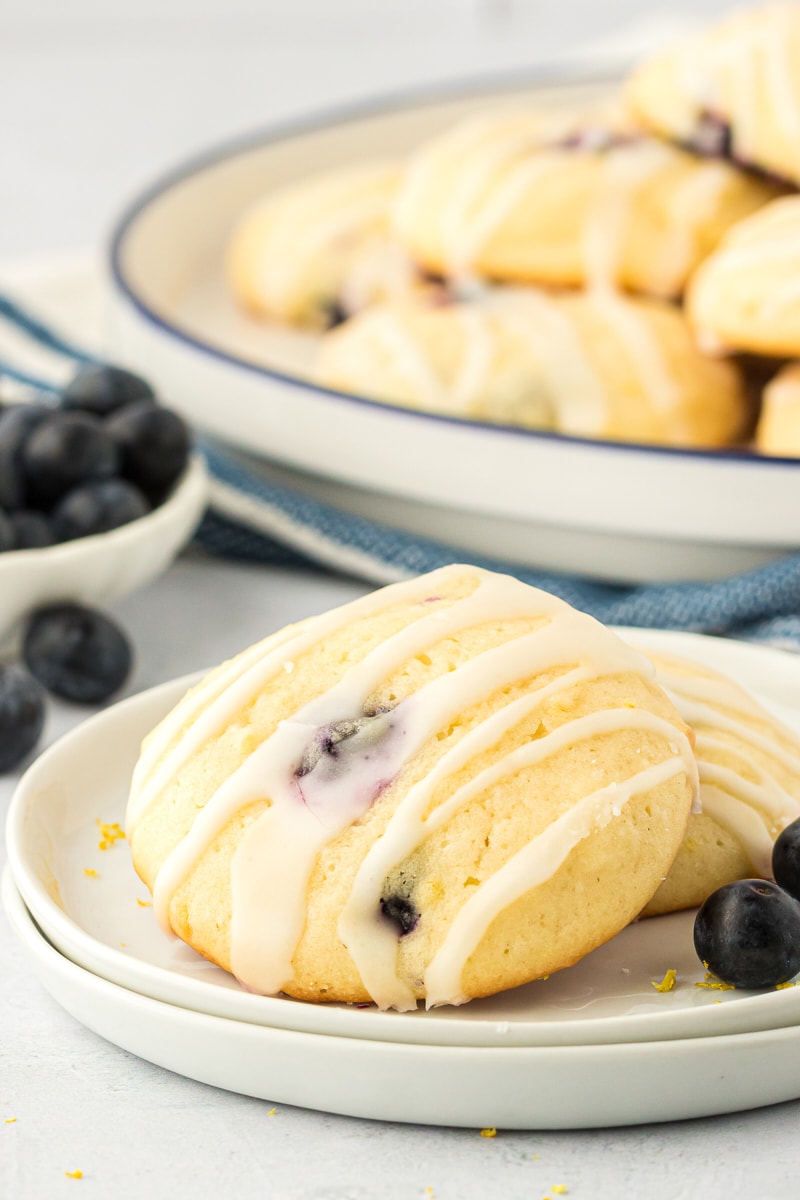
(651, 968), (677, 992)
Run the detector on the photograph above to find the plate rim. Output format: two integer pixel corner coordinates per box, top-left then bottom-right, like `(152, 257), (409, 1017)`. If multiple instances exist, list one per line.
(6, 626), (800, 1049)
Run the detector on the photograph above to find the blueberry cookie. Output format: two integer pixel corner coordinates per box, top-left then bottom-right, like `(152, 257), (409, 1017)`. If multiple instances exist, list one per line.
(756, 362), (800, 456)
(626, 3), (800, 186)
(127, 564), (696, 1010)
(227, 162), (424, 328)
(641, 647), (800, 917)
(314, 288), (751, 447)
(687, 195), (800, 357)
(391, 107), (779, 297)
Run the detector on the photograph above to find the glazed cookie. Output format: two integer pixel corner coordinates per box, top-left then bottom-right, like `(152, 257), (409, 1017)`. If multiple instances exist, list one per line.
(391, 107), (779, 297)
(127, 564), (697, 1010)
(626, 3), (800, 186)
(641, 647), (800, 918)
(227, 161), (424, 328)
(687, 195), (800, 357)
(314, 288), (751, 447)
(756, 362), (800, 456)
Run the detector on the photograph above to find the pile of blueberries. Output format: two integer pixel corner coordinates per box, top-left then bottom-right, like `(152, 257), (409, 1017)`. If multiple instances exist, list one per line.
(0, 364), (192, 774)
(694, 819), (800, 989)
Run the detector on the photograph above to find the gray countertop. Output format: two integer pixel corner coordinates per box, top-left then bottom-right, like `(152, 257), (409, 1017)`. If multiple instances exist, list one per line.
(2, 3), (799, 1196)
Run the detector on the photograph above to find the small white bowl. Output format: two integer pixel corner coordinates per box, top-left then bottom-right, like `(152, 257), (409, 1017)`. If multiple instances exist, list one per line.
(0, 452), (208, 652)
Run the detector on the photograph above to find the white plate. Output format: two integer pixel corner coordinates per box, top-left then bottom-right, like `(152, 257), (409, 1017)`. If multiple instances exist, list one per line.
(6, 627), (800, 1053)
(0, 453), (207, 651)
(102, 72), (800, 585)
(6, 871), (800, 1130)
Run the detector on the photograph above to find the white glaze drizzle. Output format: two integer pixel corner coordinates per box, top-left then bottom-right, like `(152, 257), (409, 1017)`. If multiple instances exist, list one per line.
(587, 290), (682, 419)
(424, 755), (688, 1007)
(257, 192), (391, 312)
(486, 291), (608, 435)
(581, 140), (671, 290)
(134, 567), (695, 1008)
(655, 659), (800, 871)
(341, 707), (694, 1010)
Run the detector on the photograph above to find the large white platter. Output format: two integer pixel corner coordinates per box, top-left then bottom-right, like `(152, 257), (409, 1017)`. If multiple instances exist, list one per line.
(6, 627), (800, 1064)
(102, 72), (800, 585)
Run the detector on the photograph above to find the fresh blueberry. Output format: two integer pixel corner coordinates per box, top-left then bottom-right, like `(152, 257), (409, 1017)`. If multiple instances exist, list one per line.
(61, 363), (156, 417)
(773, 818), (800, 904)
(0, 403), (52, 510)
(0, 507), (14, 551)
(105, 400), (190, 498)
(23, 603), (133, 704)
(22, 411), (120, 510)
(8, 510), (55, 550)
(296, 714), (387, 778)
(52, 478), (149, 541)
(0, 665), (46, 772)
(690, 112), (733, 159)
(694, 878), (800, 989)
(380, 891), (419, 936)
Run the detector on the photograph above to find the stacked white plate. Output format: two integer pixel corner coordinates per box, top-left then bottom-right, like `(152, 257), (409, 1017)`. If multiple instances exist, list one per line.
(5, 628), (800, 1129)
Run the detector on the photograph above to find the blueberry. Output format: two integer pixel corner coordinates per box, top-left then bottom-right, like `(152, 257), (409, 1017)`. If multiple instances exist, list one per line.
(22, 411), (120, 510)
(0, 508), (14, 551)
(23, 603), (132, 704)
(773, 818), (800, 904)
(0, 403), (52, 510)
(0, 665), (46, 772)
(105, 400), (190, 498)
(61, 363), (155, 417)
(694, 879), (800, 989)
(8, 510), (54, 550)
(52, 478), (149, 541)
(299, 710), (388, 777)
(692, 112), (733, 159)
(380, 892), (419, 936)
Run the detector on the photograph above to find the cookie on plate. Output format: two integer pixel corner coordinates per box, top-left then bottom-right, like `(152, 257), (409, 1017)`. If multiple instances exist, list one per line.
(686, 195), (800, 357)
(625, 3), (800, 186)
(126, 564), (697, 1010)
(227, 161), (424, 328)
(641, 647), (800, 917)
(314, 288), (751, 447)
(756, 362), (800, 456)
(391, 107), (779, 297)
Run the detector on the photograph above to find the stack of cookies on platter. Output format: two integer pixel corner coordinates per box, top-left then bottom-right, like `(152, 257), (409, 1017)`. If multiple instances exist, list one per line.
(127, 565), (800, 1008)
(227, 2), (800, 455)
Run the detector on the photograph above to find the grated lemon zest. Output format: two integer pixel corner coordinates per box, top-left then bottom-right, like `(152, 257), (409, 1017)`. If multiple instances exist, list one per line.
(480, 1128), (497, 1138)
(652, 969), (677, 993)
(64, 1170), (83, 1180)
(83, 868), (98, 878)
(96, 820), (125, 850)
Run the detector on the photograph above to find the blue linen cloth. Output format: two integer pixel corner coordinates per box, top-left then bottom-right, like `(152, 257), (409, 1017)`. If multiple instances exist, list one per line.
(196, 438), (800, 649)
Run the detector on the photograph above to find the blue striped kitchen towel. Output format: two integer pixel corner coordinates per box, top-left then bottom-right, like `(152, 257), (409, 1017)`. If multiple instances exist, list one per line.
(195, 437), (800, 649)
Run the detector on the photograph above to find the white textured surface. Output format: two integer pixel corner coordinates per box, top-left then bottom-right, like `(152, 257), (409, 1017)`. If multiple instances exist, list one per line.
(2, 2), (799, 1196)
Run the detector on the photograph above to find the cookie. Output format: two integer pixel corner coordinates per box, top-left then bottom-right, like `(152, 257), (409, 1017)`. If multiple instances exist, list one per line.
(686, 195), (800, 357)
(641, 646), (800, 918)
(391, 107), (779, 297)
(756, 362), (800, 455)
(314, 288), (751, 447)
(625, 3), (800, 186)
(127, 564), (696, 1010)
(227, 161), (424, 328)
